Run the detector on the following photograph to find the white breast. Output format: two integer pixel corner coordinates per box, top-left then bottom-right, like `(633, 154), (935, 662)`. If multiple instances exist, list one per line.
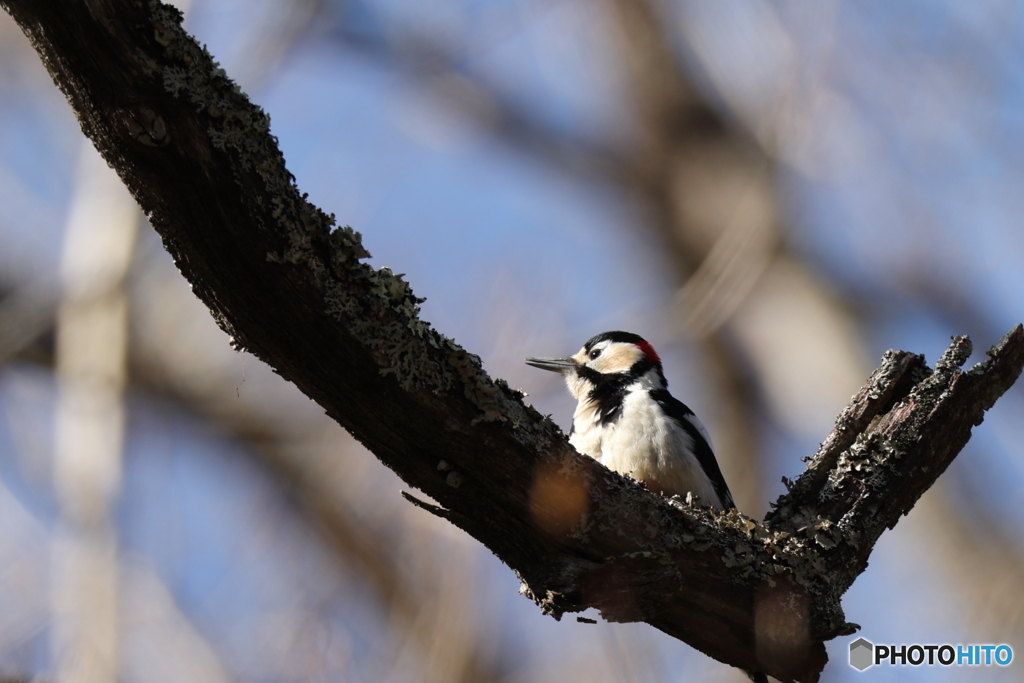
(570, 389), (724, 508)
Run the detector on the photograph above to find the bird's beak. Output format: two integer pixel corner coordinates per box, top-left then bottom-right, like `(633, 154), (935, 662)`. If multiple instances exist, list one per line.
(525, 356), (576, 374)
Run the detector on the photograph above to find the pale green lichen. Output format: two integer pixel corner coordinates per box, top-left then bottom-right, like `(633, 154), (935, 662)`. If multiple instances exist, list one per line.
(146, 1), (547, 427)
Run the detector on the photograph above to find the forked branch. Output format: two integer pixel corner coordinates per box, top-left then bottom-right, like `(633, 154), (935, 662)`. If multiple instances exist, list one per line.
(3, 2), (1022, 681)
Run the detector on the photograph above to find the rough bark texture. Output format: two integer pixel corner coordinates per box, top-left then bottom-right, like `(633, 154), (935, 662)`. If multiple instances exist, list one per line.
(3, 2), (1022, 681)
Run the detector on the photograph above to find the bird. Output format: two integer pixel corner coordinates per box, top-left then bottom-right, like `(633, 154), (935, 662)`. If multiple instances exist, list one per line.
(526, 330), (734, 510)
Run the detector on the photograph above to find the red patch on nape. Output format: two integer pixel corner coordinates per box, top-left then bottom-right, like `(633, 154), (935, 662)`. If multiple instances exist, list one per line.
(636, 340), (661, 366)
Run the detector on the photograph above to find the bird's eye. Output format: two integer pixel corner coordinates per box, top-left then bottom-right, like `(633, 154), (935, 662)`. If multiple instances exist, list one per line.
(589, 348), (602, 361)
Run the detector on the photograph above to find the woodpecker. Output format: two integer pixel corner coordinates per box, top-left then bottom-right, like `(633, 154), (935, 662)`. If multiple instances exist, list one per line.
(526, 331), (734, 510)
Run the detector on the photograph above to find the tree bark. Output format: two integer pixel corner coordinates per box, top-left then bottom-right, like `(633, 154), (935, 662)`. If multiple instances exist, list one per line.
(3, 1), (1022, 680)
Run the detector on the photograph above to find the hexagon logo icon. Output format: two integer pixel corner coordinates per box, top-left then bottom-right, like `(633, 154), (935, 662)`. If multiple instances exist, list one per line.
(849, 637), (874, 671)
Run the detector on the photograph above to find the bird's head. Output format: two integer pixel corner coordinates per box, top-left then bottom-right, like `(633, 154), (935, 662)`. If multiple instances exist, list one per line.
(526, 331), (665, 400)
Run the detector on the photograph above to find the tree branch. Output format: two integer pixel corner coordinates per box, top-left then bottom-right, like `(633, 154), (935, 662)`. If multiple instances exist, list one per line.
(3, 2), (1022, 681)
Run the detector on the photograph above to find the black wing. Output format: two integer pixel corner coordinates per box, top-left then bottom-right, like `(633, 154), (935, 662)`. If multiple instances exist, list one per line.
(649, 389), (735, 509)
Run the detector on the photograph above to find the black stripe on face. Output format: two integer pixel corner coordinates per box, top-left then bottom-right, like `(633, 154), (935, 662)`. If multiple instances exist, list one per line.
(577, 365), (632, 426)
(578, 353), (665, 426)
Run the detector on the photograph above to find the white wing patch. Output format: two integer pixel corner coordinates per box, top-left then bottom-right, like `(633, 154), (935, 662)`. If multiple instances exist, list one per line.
(683, 412), (714, 453)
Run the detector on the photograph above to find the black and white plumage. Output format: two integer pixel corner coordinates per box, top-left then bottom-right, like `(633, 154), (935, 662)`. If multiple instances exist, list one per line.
(526, 331), (734, 510)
